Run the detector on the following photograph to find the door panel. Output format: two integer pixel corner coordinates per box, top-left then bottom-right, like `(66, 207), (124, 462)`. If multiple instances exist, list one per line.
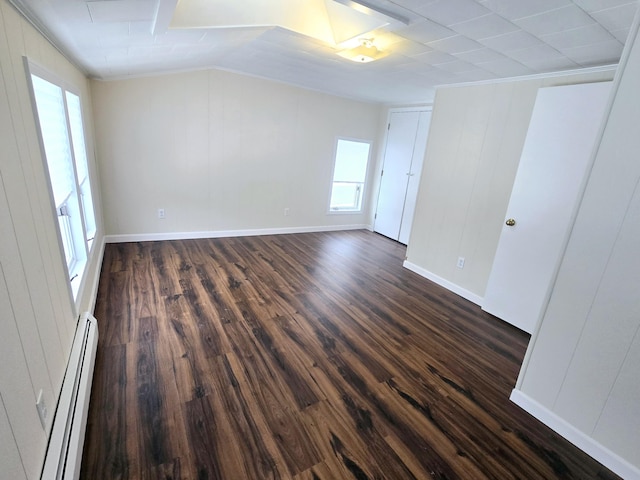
(399, 111), (432, 245)
(374, 111), (420, 240)
(482, 81), (612, 334)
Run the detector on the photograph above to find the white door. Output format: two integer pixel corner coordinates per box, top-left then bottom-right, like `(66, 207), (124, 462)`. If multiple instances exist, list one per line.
(374, 110), (431, 244)
(399, 111), (431, 244)
(482, 81), (611, 334)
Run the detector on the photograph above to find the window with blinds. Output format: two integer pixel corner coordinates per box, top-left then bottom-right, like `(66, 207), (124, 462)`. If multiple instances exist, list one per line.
(29, 68), (96, 298)
(329, 138), (371, 212)
(66, 91), (96, 249)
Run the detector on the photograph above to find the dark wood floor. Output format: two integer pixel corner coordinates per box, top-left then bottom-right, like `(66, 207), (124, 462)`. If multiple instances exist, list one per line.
(81, 230), (619, 479)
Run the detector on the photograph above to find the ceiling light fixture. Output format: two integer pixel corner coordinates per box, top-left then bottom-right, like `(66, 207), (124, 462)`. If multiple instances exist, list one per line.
(164, 0), (393, 46)
(337, 38), (389, 63)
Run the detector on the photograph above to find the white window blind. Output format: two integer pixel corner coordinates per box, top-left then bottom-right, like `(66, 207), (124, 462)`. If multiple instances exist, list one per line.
(31, 75), (76, 208)
(66, 92), (88, 183)
(65, 91), (96, 242)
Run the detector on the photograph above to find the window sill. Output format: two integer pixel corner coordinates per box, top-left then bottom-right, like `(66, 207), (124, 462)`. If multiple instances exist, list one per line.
(328, 209), (363, 215)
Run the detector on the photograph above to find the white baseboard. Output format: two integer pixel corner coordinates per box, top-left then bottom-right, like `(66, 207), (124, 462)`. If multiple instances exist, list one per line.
(105, 224), (371, 243)
(510, 389), (640, 480)
(402, 261), (483, 306)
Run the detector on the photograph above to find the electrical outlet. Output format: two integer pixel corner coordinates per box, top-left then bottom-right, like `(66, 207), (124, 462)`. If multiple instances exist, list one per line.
(157, 208), (165, 219)
(36, 390), (47, 430)
(457, 257), (465, 269)
(284, 208), (290, 217)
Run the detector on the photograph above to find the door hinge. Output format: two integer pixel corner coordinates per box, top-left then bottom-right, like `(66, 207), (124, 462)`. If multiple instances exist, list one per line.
(388, 123), (391, 130)
(381, 169), (384, 176)
(374, 213), (377, 219)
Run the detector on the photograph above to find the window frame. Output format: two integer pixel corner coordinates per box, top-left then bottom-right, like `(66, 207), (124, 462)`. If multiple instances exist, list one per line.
(327, 137), (372, 214)
(25, 58), (97, 302)
(65, 89), (97, 249)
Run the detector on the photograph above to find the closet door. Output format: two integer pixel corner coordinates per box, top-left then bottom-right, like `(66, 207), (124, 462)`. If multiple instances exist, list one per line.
(398, 111), (431, 244)
(482, 82), (611, 334)
(374, 110), (431, 244)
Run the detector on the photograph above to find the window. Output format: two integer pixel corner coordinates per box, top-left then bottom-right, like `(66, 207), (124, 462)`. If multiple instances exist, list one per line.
(28, 67), (96, 298)
(329, 138), (371, 212)
(66, 91), (96, 249)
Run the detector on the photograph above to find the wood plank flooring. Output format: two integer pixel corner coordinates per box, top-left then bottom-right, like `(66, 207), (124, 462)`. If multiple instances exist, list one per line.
(81, 230), (619, 479)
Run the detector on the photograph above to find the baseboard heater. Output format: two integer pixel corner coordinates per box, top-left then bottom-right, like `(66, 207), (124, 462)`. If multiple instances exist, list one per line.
(41, 312), (99, 480)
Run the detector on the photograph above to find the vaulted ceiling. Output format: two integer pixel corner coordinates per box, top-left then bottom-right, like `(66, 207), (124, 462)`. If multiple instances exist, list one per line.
(13, 0), (638, 103)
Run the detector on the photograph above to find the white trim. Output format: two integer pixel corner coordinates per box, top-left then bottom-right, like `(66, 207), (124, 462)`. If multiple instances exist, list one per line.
(10, 1), (87, 75)
(385, 105), (433, 113)
(510, 389), (640, 480)
(104, 224), (371, 243)
(327, 209), (365, 215)
(87, 235), (105, 314)
(402, 260), (483, 306)
(435, 64), (618, 91)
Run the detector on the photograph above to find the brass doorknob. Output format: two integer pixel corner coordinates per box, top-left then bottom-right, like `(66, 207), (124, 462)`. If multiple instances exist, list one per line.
(505, 218), (516, 226)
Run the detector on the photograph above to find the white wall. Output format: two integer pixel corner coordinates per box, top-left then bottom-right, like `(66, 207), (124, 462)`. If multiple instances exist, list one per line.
(513, 16), (640, 478)
(405, 69), (615, 302)
(92, 71), (383, 239)
(0, 0), (104, 478)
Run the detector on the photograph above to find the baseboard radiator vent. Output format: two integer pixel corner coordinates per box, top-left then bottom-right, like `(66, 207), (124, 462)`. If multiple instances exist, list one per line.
(41, 312), (99, 480)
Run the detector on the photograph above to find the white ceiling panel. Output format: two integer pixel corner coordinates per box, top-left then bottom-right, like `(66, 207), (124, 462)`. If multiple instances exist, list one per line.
(127, 44), (175, 56)
(571, 0), (637, 11)
(412, 0), (490, 26)
(415, 68), (460, 84)
(561, 38), (624, 63)
(508, 44), (566, 63)
(52, 2), (92, 23)
(94, 32), (136, 49)
(128, 21), (154, 35)
(395, 19), (456, 44)
(72, 22), (131, 50)
(449, 13), (519, 40)
(413, 49), (458, 65)
(479, 30), (543, 53)
(454, 47), (507, 63)
(477, 57), (535, 76)
(154, 29), (209, 44)
(514, 5), (597, 36)
(427, 35), (484, 54)
(103, 47), (129, 60)
(612, 27), (633, 42)
(390, 39), (434, 56)
(434, 60), (484, 74)
(87, 0), (155, 23)
(518, 56), (580, 72)
(478, 0), (573, 20)
(459, 69), (499, 81)
(541, 23), (615, 49)
(390, 0), (439, 12)
(11, 0), (637, 104)
(258, 28), (321, 50)
(590, 3), (639, 32)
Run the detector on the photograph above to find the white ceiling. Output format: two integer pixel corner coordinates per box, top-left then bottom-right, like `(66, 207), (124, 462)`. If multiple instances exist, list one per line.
(14, 0), (639, 104)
